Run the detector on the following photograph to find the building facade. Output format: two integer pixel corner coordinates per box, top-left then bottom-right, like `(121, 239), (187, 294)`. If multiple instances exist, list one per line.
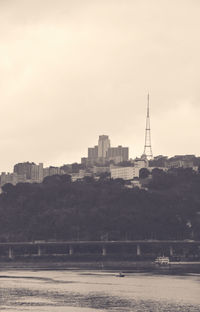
(14, 162), (34, 180)
(43, 166), (64, 178)
(98, 135), (110, 158)
(111, 166), (140, 180)
(13, 162), (43, 183)
(88, 146), (98, 161)
(107, 146), (129, 163)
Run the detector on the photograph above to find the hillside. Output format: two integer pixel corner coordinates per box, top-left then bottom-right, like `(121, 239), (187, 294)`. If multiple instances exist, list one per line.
(0, 168), (200, 242)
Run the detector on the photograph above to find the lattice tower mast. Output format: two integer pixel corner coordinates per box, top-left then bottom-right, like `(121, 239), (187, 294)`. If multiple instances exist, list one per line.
(143, 94), (153, 159)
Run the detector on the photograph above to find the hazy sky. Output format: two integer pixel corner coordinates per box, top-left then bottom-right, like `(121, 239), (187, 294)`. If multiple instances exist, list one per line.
(0, 0), (200, 172)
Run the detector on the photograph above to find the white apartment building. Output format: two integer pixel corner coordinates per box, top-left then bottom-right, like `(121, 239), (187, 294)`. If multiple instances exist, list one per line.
(110, 166), (140, 180)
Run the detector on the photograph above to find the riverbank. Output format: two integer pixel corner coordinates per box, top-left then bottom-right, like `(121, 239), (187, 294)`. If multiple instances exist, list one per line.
(0, 259), (200, 274)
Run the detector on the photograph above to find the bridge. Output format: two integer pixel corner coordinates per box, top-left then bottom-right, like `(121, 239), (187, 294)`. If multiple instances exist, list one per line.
(0, 240), (200, 260)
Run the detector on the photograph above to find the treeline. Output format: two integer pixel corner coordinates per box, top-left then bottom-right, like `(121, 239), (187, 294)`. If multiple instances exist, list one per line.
(0, 168), (200, 242)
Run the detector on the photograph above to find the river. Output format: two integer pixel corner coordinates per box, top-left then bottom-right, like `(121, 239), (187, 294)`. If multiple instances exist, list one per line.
(0, 269), (200, 311)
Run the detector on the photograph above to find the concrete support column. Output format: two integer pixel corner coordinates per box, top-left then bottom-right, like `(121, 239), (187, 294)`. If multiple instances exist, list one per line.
(182, 247), (187, 257)
(169, 246), (174, 256)
(8, 247), (13, 259)
(102, 246), (107, 256)
(38, 246), (42, 256)
(136, 244), (141, 256)
(69, 246), (74, 255)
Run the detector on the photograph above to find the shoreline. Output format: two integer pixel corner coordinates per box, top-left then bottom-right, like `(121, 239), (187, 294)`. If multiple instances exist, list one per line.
(0, 260), (200, 274)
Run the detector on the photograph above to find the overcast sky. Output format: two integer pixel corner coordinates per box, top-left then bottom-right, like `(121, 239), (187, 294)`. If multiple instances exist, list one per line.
(0, 0), (200, 172)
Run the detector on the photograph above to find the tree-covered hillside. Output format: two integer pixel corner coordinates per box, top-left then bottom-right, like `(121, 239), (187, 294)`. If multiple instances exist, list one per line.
(0, 168), (200, 242)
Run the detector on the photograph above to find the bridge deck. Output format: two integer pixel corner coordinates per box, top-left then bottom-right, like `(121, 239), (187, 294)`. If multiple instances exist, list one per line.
(0, 240), (199, 247)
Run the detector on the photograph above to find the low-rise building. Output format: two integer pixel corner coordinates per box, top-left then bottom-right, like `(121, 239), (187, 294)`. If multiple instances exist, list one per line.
(92, 166), (110, 175)
(43, 166), (64, 178)
(0, 172), (26, 187)
(132, 158), (149, 170)
(71, 170), (92, 182)
(165, 155), (195, 169)
(124, 180), (142, 189)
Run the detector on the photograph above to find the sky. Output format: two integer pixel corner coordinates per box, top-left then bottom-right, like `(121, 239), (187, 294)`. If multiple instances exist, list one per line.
(0, 0), (200, 172)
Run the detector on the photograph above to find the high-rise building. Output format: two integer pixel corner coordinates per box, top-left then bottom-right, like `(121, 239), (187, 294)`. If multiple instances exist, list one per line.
(98, 135), (110, 158)
(107, 146), (129, 163)
(14, 162), (35, 180)
(31, 163), (43, 182)
(86, 135), (129, 165)
(88, 146), (98, 160)
(13, 162), (43, 183)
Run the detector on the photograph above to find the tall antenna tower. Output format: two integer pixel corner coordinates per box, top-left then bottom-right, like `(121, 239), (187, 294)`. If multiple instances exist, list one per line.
(143, 93), (153, 160)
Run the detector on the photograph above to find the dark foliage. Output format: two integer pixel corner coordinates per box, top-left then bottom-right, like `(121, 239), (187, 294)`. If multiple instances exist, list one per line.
(139, 168), (150, 179)
(0, 169), (200, 242)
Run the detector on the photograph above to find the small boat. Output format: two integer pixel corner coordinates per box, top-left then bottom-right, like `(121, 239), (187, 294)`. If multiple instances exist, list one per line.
(154, 256), (170, 265)
(116, 272), (125, 277)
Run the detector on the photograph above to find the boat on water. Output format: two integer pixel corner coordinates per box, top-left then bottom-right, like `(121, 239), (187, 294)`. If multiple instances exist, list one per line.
(116, 272), (125, 277)
(154, 256), (170, 265)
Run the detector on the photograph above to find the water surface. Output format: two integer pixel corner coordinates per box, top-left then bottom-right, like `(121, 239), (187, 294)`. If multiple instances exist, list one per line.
(0, 269), (200, 311)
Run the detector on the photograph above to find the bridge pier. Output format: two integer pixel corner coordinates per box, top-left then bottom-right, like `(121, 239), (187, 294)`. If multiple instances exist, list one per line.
(169, 246), (174, 256)
(102, 246), (107, 256)
(69, 246), (74, 255)
(8, 247), (13, 259)
(182, 247), (188, 258)
(136, 244), (141, 256)
(37, 246), (43, 256)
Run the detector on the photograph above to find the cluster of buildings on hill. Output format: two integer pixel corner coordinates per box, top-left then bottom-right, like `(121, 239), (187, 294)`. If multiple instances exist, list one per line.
(81, 135), (129, 165)
(0, 162), (65, 188)
(0, 135), (199, 189)
(79, 135), (148, 183)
